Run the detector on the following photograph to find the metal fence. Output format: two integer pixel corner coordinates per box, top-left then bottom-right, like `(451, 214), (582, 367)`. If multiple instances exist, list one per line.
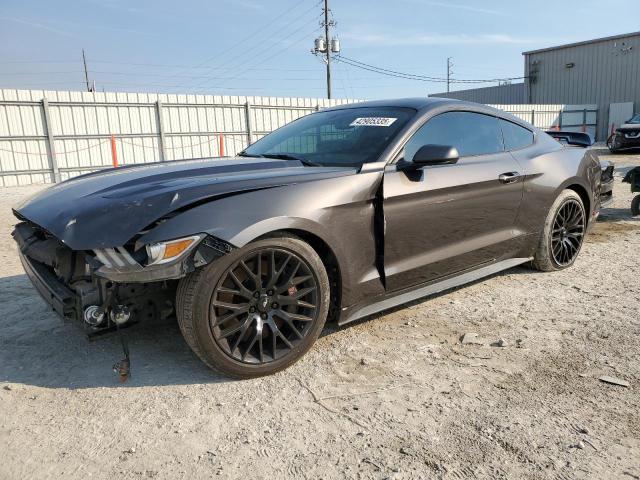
(491, 104), (598, 139)
(0, 89), (598, 187)
(0, 89), (360, 186)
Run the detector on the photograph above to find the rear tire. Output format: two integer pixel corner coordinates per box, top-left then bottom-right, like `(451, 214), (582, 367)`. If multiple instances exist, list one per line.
(176, 236), (329, 378)
(532, 189), (586, 272)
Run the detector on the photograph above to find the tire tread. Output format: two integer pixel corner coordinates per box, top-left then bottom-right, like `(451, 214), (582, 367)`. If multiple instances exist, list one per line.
(532, 189), (584, 272)
(176, 235), (329, 378)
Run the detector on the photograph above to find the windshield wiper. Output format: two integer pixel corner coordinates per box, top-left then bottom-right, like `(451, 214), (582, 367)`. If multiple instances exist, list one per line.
(260, 153), (322, 167)
(238, 152), (262, 158)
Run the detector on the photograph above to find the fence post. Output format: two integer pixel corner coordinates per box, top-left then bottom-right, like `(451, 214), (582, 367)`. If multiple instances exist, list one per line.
(582, 108), (587, 133)
(110, 135), (118, 167)
(558, 109), (563, 130)
(41, 98), (60, 183)
(244, 101), (253, 146)
(530, 109), (535, 127)
(156, 100), (167, 161)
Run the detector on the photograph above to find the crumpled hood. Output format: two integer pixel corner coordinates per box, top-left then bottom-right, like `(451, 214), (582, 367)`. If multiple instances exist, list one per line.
(14, 157), (356, 250)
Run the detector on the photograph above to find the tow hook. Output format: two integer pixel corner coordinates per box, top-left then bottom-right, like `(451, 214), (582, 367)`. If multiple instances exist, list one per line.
(113, 349), (131, 382)
(111, 305), (132, 383)
(100, 286), (133, 383)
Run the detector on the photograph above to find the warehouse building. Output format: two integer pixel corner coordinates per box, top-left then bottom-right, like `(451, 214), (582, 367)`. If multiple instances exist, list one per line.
(429, 82), (525, 104)
(431, 31), (640, 140)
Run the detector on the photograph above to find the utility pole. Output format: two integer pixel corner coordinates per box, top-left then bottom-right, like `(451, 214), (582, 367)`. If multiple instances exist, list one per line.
(82, 49), (92, 92)
(323, 0), (332, 99)
(446, 57), (453, 93)
(312, 1), (339, 99)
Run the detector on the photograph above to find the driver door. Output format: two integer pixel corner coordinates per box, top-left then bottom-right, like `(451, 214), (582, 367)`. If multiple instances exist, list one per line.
(383, 111), (524, 292)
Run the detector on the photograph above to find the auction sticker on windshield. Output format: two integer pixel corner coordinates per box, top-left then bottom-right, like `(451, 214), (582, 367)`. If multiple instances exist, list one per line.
(350, 117), (397, 127)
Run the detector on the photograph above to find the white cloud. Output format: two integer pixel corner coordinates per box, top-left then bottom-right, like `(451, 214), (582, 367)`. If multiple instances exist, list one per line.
(218, 0), (265, 11)
(0, 17), (74, 37)
(342, 32), (536, 47)
(400, 0), (507, 16)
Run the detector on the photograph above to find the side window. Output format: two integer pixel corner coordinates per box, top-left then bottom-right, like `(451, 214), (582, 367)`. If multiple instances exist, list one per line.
(500, 119), (534, 151)
(403, 111), (503, 160)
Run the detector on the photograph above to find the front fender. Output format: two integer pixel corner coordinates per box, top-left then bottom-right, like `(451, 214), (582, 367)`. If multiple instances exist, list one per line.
(138, 171), (385, 308)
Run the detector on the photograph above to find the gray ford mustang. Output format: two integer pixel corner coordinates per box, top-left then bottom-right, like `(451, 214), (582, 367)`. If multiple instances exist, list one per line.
(12, 98), (604, 378)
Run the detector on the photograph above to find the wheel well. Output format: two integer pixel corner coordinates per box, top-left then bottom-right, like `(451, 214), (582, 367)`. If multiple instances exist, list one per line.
(257, 229), (342, 325)
(566, 184), (591, 224)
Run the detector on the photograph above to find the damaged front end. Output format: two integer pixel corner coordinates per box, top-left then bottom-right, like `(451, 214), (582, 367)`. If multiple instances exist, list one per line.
(12, 220), (233, 338)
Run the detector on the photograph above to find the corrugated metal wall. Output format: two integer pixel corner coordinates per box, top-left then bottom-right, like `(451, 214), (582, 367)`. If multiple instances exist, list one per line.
(524, 32), (640, 140)
(430, 83), (525, 104)
(0, 89), (359, 186)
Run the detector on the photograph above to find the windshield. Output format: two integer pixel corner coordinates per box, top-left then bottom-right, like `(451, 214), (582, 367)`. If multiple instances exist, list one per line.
(628, 114), (640, 124)
(242, 107), (415, 167)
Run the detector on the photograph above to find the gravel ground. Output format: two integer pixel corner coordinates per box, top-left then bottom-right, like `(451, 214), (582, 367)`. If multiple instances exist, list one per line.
(1, 149), (639, 480)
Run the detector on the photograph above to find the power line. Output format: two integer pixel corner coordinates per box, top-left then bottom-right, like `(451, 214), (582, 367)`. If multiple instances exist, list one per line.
(162, 0), (319, 84)
(172, 1), (323, 91)
(336, 56), (448, 83)
(191, 19), (323, 93)
(0, 70), (380, 82)
(335, 54), (527, 84)
(0, 60), (319, 71)
(336, 55), (451, 81)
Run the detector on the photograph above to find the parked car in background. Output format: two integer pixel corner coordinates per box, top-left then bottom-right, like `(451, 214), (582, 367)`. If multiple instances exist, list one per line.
(608, 113), (640, 152)
(12, 98), (604, 378)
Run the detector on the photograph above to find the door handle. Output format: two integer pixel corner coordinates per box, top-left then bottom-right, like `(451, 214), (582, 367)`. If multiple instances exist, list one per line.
(498, 172), (521, 184)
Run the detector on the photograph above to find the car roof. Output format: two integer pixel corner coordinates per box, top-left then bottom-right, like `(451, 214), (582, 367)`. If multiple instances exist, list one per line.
(324, 97), (533, 129)
(324, 97), (449, 111)
(325, 97), (504, 115)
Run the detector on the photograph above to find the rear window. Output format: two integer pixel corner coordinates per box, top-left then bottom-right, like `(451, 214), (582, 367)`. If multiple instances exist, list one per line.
(500, 119), (534, 151)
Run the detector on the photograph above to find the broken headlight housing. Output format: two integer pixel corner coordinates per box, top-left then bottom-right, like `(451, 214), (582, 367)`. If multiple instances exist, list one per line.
(93, 234), (204, 271)
(145, 235), (203, 266)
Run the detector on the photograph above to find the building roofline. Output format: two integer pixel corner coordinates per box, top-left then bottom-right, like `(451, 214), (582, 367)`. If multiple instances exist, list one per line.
(522, 31), (640, 55)
(429, 82), (524, 98)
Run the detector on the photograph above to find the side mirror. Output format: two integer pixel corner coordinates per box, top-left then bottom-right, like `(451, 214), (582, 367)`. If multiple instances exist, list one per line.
(412, 144), (459, 166)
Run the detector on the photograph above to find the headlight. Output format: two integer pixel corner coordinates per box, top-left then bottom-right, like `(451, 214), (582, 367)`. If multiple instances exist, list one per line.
(145, 235), (203, 266)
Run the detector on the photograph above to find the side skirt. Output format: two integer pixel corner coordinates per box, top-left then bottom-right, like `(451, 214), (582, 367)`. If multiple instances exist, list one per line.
(339, 257), (532, 326)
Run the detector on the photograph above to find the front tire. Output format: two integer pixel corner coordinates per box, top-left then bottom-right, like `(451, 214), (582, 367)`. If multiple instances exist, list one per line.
(632, 195), (640, 217)
(607, 134), (621, 153)
(532, 189), (586, 272)
(176, 236), (329, 378)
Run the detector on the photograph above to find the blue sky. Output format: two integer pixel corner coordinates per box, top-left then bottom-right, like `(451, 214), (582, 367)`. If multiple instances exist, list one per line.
(0, 0), (638, 99)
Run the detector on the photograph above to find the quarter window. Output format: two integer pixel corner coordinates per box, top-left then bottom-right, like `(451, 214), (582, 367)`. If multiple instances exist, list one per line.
(500, 119), (534, 151)
(403, 111), (503, 160)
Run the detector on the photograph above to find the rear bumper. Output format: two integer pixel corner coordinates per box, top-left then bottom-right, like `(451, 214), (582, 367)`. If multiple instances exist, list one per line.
(19, 250), (78, 321)
(599, 162), (614, 208)
(600, 179), (614, 207)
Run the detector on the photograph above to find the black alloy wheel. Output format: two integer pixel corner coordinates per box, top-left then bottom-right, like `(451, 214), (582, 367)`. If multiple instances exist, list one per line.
(550, 198), (585, 267)
(210, 248), (320, 364)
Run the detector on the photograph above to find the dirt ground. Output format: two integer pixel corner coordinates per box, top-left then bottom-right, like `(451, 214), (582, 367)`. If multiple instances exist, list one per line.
(1, 149), (639, 480)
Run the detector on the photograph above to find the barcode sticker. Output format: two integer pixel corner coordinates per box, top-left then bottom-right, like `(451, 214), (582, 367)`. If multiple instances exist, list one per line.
(349, 117), (398, 127)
